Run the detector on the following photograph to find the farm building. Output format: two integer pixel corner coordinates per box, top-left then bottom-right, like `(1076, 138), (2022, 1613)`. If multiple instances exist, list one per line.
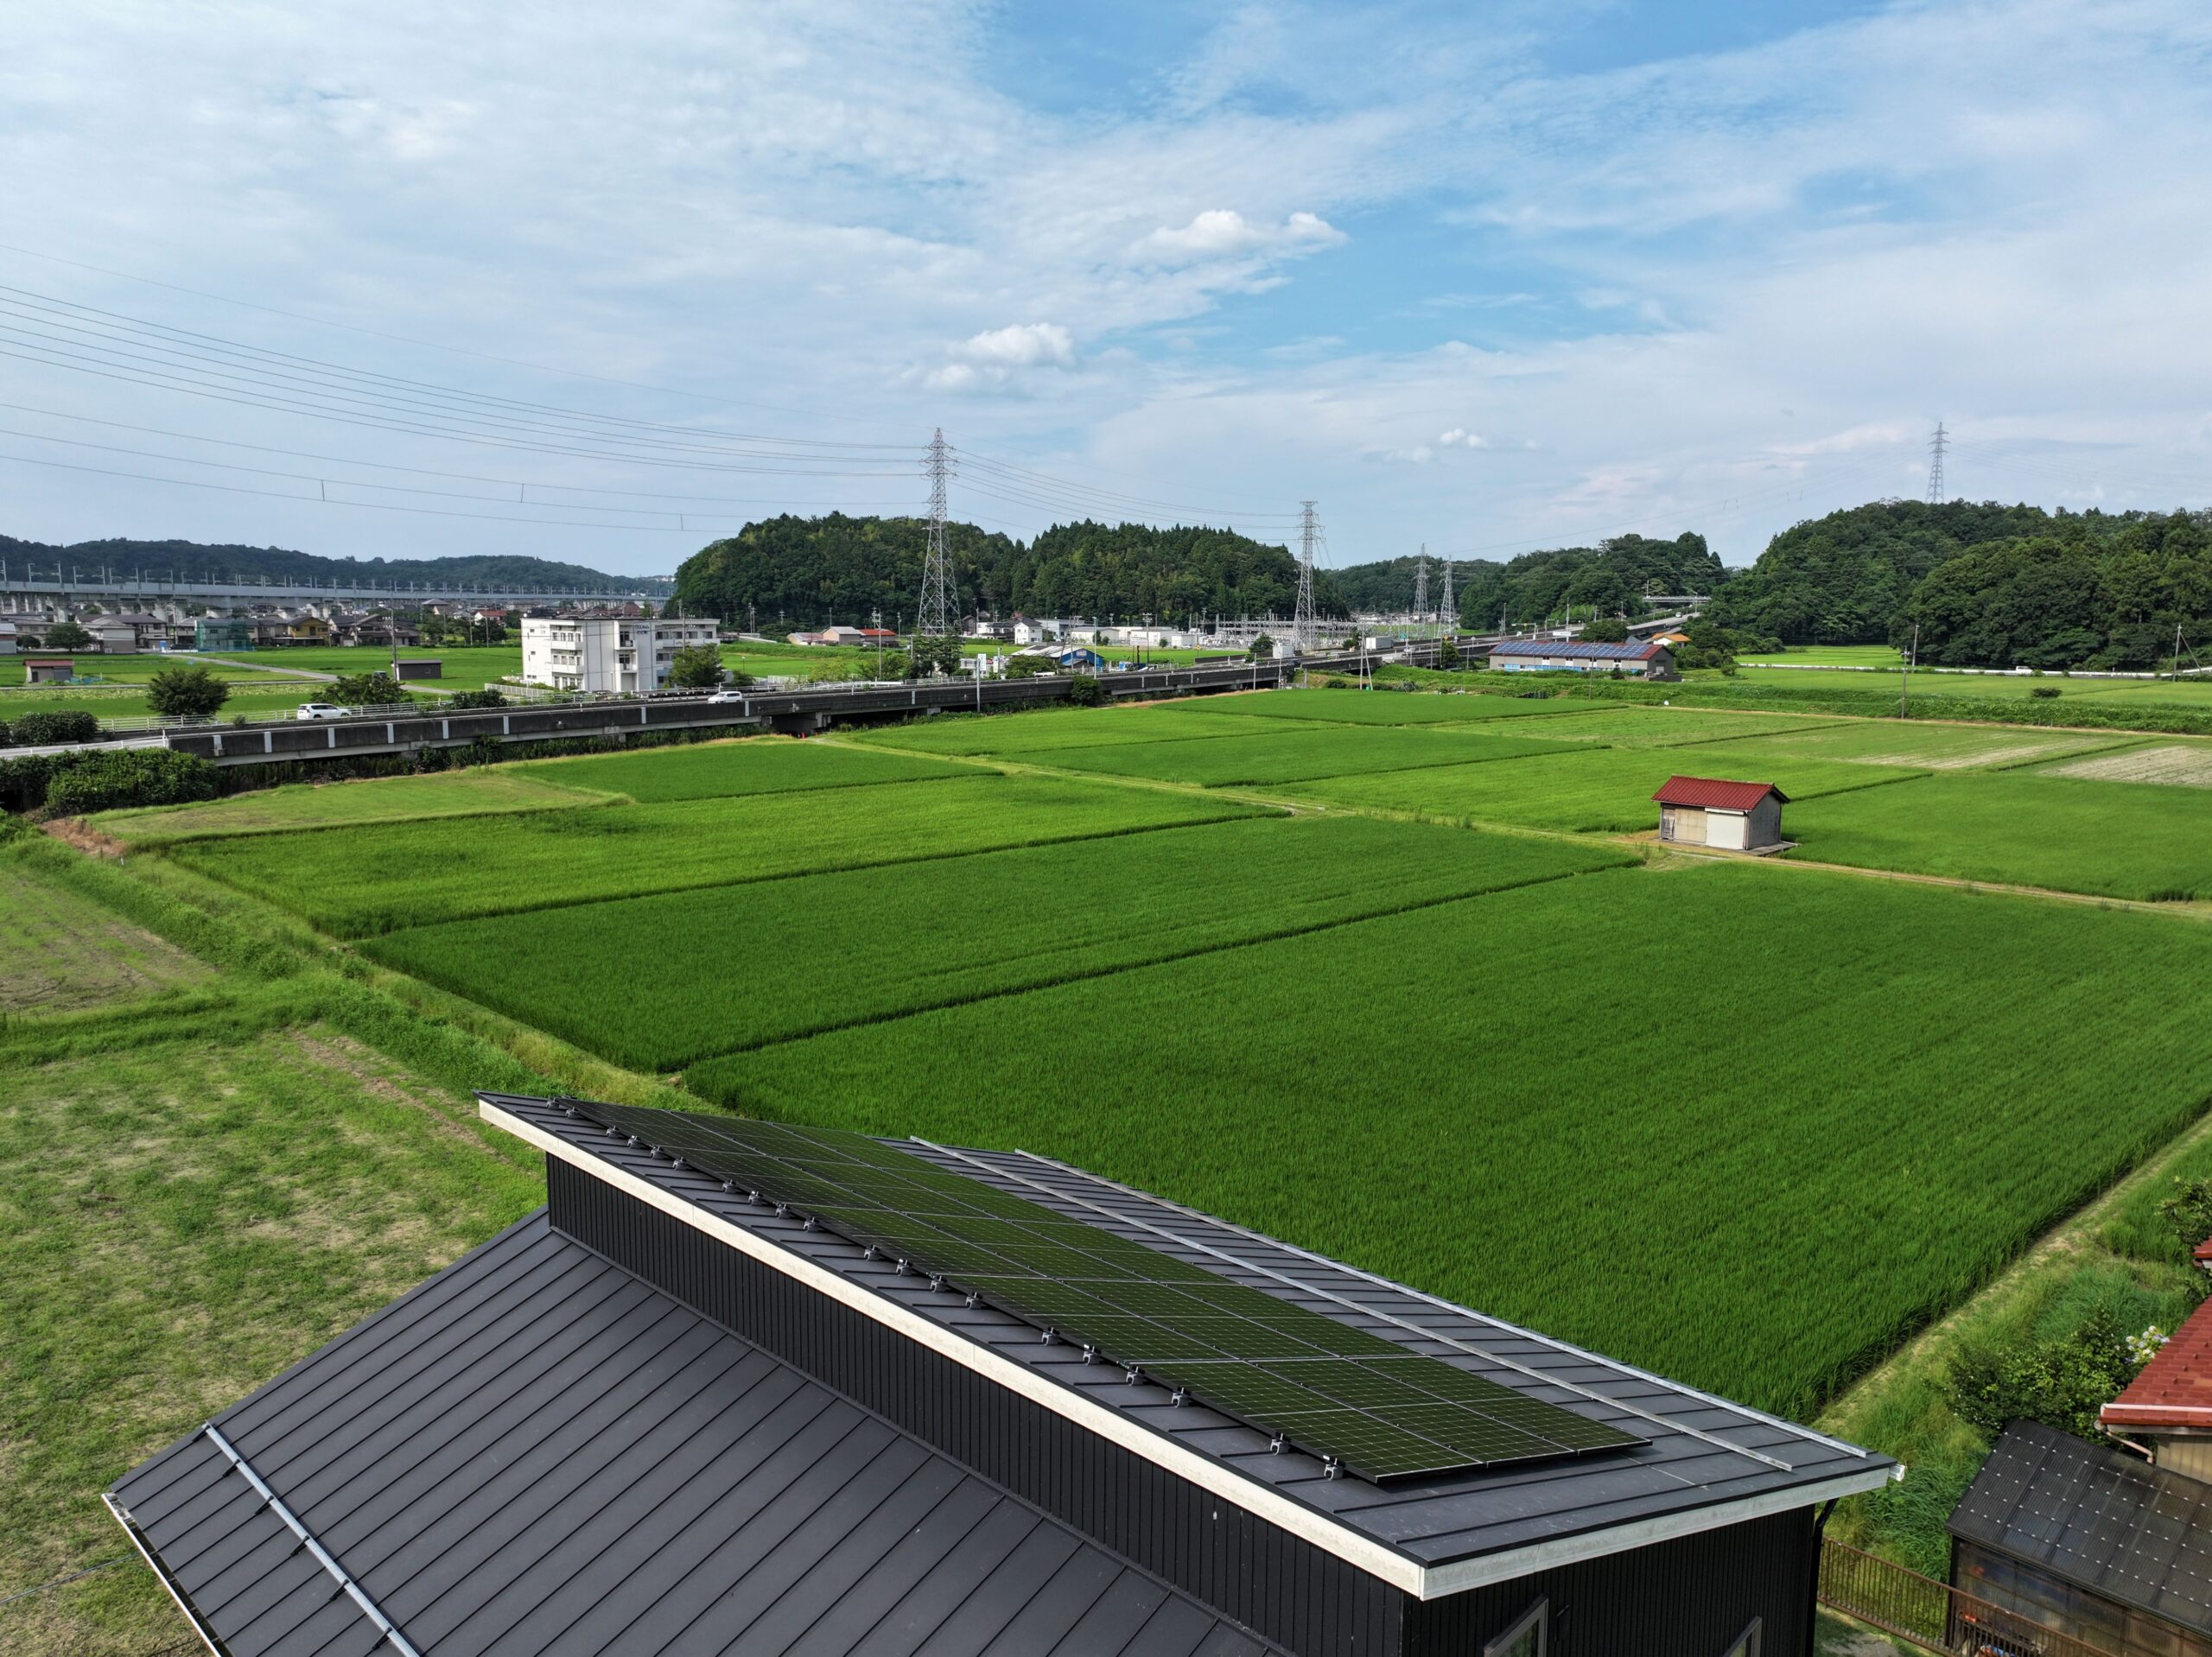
(108, 1093), (1895, 1657)
(1653, 777), (1789, 851)
(1486, 639), (1679, 680)
(1948, 1419), (2212, 1657)
(22, 656), (75, 683)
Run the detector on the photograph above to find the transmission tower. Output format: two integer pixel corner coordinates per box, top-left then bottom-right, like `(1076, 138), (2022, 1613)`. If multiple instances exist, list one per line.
(1412, 544), (1428, 625)
(917, 429), (957, 653)
(1294, 501), (1319, 651)
(1439, 556), (1454, 631)
(1926, 421), (1948, 505)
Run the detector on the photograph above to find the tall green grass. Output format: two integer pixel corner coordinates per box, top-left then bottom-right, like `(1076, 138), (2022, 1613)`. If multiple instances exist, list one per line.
(859, 705), (1264, 754)
(696, 861), (2212, 1416)
(512, 736), (970, 802)
(1784, 771), (2212, 899)
(1286, 743), (1924, 831)
(92, 768), (611, 843)
(1035, 724), (1595, 787)
(1170, 688), (1598, 725)
(361, 816), (1631, 1067)
(170, 774), (1274, 936)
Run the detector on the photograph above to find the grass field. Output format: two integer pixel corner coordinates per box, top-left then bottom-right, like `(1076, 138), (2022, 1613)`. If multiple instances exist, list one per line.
(1720, 721), (2139, 771)
(1727, 665), (2212, 707)
(2037, 741), (2212, 787)
(362, 817), (1632, 1067)
(0, 874), (209, 1013)
(198, 644), (525, 689)
(1285, 742), (1923, 831)
(1739, 645), (1908, 668)
(171, 774), (1274, 936)
(0, 688), (333, 724)
(690, 860), (2212, 1416)
(510, 737), (971, 802)
(1033, 723), (1596, 787)
(93, 769), (613, 844)
(857, 704), (1269, 754)
(1785, 772), (2212, 900)
(1478, 706), (1852, 748)
(0, 653), (322, 687)
(1170, 687), (1597, 725)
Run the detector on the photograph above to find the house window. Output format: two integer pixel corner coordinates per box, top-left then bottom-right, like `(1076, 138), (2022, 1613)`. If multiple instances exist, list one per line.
(1483, 1598), (1548, 1657)
(1720, 1618), (1761, 1657)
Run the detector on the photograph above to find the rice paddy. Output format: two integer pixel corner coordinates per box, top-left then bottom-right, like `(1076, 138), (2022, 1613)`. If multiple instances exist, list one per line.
(93, 769), (611, 844)
(1031, 723), (1593, 787)
(1481, 706), (1851, 748)
(690, 860), (2212, 1416)
(1721, 721), (2139, 771)
(361, 816), (1630, 1067)
(509, 737), (972, 802)
(1167, 687), (1596, 725)
(849, 703), (1266, 755)
(171, 774), (1274, 936)
(2036, 741), (2212, 788)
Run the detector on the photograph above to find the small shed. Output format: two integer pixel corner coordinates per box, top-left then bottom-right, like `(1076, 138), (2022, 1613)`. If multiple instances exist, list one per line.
(1652, 776), (1789, 851)
(23, 657), (75, 684)
(392, 657), (442, 682)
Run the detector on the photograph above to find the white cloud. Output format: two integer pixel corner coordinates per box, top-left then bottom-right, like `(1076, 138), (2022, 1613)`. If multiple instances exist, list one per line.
(1437, 429), (1489, 449)
(916, 321), (1079, 391)
(1132, 209), (1346, 264)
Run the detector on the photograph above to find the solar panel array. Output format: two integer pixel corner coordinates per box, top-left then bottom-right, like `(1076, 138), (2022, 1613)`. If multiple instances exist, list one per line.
(564, 1101), (1643, 1483)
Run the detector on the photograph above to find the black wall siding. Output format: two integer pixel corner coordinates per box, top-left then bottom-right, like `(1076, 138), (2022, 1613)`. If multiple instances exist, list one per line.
(549, 1160), (1401, 1657)
(1401, 1509), (1816, 1657)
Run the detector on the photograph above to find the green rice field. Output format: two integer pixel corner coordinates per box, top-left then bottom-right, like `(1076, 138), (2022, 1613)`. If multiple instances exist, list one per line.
(1284, 742), (1923, 831)
(1728, 665), (2212, 706)
(1033, 723), (1595, 788)
(691, 860), (2212, 1415)
(510, 737), (971, 802)
(94, 770), (611, 844)
(1172, 687), (1596, 725)
(1785, 772), (2212, 900)
(172, 774), (1272, 936)
(855, 704), (1267, 755)
(1475, 706), (1850, 748)
(1739, 645), (1908, 668)
(1720, 721), (2141, 771)
(196, 644), (524, 689)
(362, 816), (1630, 1067)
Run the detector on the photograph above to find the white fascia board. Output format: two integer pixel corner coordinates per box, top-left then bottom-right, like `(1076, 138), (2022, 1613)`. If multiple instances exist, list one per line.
(484, 1101), (1882, 1603)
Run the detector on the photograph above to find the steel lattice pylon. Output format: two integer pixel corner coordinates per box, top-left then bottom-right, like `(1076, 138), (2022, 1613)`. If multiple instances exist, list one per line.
(917, 429), (958, 645)
(1294, 501), (1319, 651)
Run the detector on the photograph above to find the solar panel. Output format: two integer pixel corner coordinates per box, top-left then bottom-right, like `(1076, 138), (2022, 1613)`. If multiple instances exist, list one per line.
(562, 1101), (1643, 1483)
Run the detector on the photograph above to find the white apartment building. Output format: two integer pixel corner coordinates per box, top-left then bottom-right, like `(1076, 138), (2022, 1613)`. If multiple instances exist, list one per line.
(521, 614), (721, 695)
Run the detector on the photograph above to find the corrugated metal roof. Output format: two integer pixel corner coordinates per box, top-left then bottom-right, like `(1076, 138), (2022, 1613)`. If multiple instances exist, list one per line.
(478, 1096), (1893, 1589)
(109, 1211), (1286, 1657)
(1484, 640), (1666, 662)
(2103, 1298), (2212, 1430)
(1650, 776), (1785, 810)
(1949, 1419), (2212, 1636)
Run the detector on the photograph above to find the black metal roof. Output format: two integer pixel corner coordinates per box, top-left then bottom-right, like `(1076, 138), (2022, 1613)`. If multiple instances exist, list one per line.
(481, 1095), (1894, 1597)
(1949, 1419), (2212, 1636)
(108, 1210), (1286, 1657)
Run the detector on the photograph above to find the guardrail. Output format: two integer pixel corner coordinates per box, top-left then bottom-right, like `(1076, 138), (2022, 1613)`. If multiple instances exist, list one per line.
(1819, 1540), (2115, 1657)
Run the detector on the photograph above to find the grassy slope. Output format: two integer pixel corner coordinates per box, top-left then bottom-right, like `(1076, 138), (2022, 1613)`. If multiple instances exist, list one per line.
(170, 774), (1274, 936)
(511, 736), (969, 802)
(1032, 724), (1597, 787)
(694, 860), (2212, 1418)
(93, 769), (612, 844)
(0, 873), (208, 1013)
(1784, 772), (2212, 901)
(1284, 742), (1924, 831)
(362, 817), (1633, 1068)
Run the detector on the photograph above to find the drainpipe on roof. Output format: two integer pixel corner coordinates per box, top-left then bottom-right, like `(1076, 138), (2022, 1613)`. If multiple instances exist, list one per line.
(1806, 1497), (1837, 1657)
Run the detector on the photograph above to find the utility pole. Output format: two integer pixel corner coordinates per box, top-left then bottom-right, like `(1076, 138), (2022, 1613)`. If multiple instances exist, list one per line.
(1901, 622), (1919, 718)
(1294, 501), (1319, 655)
(916, 428), (957, 670)
(1926, 422), (1948, 505)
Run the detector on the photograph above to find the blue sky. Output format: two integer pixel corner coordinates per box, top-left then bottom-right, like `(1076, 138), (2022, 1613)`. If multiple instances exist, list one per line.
(2, 0), (2209, 577)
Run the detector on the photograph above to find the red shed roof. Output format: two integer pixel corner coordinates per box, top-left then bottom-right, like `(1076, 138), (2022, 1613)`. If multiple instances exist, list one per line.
(1650, 776), (1788, 811)
(2103, 1296), (2212, 1431)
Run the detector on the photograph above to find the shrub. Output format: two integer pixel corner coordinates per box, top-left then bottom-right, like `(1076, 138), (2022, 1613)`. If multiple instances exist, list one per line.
(41, 749), (219, 816)
(1945, 1307), (2139, 1441)
(454, 735), (507, 768)
(666, 644), (725, 689)
(445, 688), (507, 710)
(11, 710), (101, 745)
(2158, 1177), (2212, 1263)
(146, 663), (232, 720)
(329, 671), (406, 706)
(1065, 674), (1106, 707)
(41, 620), (94, 651)
(1581, 617), (1629, 644)
(2031, 684), (2063, 699)
(0, 752), (60, 810)
(0, 719), (9, 747)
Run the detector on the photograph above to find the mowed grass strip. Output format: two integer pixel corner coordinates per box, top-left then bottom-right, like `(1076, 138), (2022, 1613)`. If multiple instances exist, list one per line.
(1284, 742), (1923, 832)
(94, 768), (612, 844)
(171, 774), (1274, 936)
(2037, 740), (2212, 788)
(860, 704), (1266, 755)
(362, 816), (1630, 1067)
(0, 867), (209, 1013)
(511, 736), (972, 802)
(1785, 771), (2212, 900)
(692, 862), (2212, 1418)
(1166, 688), (1599, 725)
(1717, 719), (2137, 771)
(1036, 724), (1594, 788)
(1485, 706), (1853, 749)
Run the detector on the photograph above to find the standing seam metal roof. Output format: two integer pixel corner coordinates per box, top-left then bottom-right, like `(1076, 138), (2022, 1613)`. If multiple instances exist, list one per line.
(109, 1210), (1285, 1657)
(1484, 640), (1667, 662)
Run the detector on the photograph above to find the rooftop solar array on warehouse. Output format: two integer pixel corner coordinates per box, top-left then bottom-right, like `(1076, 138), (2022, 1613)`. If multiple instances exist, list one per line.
(563, 1099), (1642, 1485)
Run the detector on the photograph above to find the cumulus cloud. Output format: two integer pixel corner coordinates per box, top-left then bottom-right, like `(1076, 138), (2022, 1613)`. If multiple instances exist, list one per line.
(1437, 429), (1489, 449)
(916, 322), (1078, 391)
(1132, 209), (1346, 265)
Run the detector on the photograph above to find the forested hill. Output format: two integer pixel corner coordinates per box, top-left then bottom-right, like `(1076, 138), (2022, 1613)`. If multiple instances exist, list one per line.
(674, 515), (1348, 629)
(0, 534), (651, 592)
(1322, 533), (1719, 625)
(1708, 499), (2212, 668)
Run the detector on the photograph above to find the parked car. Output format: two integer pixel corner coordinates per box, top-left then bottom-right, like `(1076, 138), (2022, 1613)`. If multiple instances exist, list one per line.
(294, 702), (353, 721)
